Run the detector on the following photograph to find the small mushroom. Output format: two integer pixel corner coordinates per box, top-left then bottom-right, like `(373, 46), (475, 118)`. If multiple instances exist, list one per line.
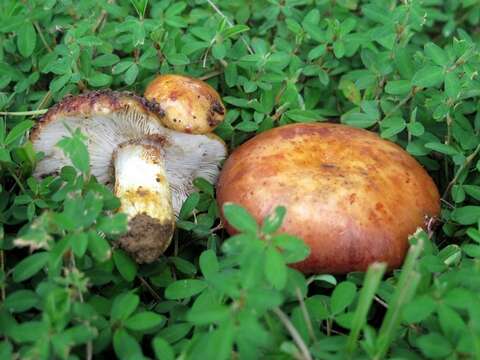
(144, 74), (226, 134)
(31, 90), (227, 263)
(216, 123), (440, 274)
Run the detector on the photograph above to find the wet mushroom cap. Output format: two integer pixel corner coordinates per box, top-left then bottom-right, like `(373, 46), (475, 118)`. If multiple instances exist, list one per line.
(31, 90), (227, 262)
(216, 123), (440, 274)
(144, 74), (226, 134)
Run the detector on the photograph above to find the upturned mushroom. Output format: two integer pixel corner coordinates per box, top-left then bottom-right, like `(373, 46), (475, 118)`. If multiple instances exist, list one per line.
(216, 123), (440, 274)
(31, 86), (227, 263)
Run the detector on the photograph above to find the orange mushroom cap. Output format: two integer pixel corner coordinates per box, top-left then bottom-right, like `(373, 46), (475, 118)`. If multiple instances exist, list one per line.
(144, 74), (226, 134)
(216, 123), (440, 274)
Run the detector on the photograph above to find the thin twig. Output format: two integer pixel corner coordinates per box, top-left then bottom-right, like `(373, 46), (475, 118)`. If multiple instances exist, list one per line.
(69, 253), (93, 360)
(383, 91), (414, 120)
(273, 307), (313, 360)
(7, 168), (27, 193)
(200, 69), (223, 81)
(205, 0), (254, 55)
(375, 296), (388, 308)
(139, 276), (162, 302)
(0, 110), (48, 116)
(36, 91), (52, 111)
(0, 250), (5, 301)
(34, 21), (53, 52)
(442, 143), (480, 199)
(295, 287), (317, 342)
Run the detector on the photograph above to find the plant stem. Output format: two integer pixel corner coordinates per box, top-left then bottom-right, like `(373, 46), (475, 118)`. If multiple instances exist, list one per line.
(442, 143), (480, 199)
(139, 276), (162, 302)
(296, 287), (317, 342)
(383, 91), (414, 120)
(200, 69), (223, 81)
(34, 21), (53, 52)
(69, 252), (93, 360)
(0, 109), (48, 116)
(273, 307), (313, 360)
(205, 0), (254, 55)
(7, 168), (27, 193)
(0, 250), (5, 301)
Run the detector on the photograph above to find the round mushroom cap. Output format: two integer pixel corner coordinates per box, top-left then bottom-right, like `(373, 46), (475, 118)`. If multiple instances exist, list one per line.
(144, 74), (226, 134)
(31, 91), (227, 215)
(216, 123), (440, 274)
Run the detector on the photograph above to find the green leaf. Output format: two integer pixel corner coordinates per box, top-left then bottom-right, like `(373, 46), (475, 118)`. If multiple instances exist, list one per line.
(5, 120), (34, 146)
(17, 23), (37, 58)
(445, 71), (461, 99)
(112, 61), (134, 74)
(113, 249), (137, 282)
(425, 142), (459, 156)
(96, 213), (127, 235)
(124, 311), (165, 331)
(0, 341), (12, 359)
(56, 129), (90, 174)
(111, 293), (140, 321)
(130, 0), (149, 19)
(438, 304), (465, 340)
(165, 279), (208, 300)
(272, 234), (310, 263)
(88, 231), (112, 262)
(4, 290), (39, 312)
(261, 206), (286, 234)
(331, 281), (357, 314)
(87, 72), (112, 87)
(179, 192), (200, 220)
(222, 203), (258, 234)
(170, 257), (197, 275)
(113, 329), (143, 360)
(412, 66), (444, 88)
(0, 148), (11, 162)
(403, 295), (436, 323)
(187, 300), (231, 325)
(381, 117), (406, 138)
(49, 74), (71, 93)
(451, 206), (480, 225)
(222, 25), (250, 39)
(152, 337), (174, 360)
(417, 333), (453, 358)
(92, 54), (120, 67)
(12, 252), (49, 282)
(124, 64), (139, 85)
(10, 321), (48, 343)
(308, 44), (327, 61)
(265, 247), (287, 290)
(199, 249), (219, 279)
(408, 122), (425, 137)
(157, 323), (192, 343)
(424, 42), (449, 66)
(385, 80), (411, 95)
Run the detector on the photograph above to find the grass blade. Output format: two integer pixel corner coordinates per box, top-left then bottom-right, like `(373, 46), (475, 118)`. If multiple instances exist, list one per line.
(346, 262), (387, 354)
(373, 229), (426, 359)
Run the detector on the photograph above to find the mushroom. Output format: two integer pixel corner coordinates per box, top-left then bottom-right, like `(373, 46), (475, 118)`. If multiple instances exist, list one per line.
(216, 123), (440, 274)
(144, 74), (226, 134)
(31, 89), (227, 263)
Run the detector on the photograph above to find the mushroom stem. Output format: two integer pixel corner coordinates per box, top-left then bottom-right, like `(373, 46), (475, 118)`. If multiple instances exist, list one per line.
(113, 142), (175, 263)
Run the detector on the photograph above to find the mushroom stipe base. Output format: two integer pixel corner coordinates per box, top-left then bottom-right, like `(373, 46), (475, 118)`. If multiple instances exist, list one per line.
(118, 213), (174, 263)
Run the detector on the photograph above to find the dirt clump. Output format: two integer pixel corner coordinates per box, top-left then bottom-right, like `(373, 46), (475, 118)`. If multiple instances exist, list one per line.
(117, 213), (174, 263)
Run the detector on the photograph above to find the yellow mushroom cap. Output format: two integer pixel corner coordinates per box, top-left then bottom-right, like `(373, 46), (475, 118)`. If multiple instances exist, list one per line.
(144, 74), (226, 134)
